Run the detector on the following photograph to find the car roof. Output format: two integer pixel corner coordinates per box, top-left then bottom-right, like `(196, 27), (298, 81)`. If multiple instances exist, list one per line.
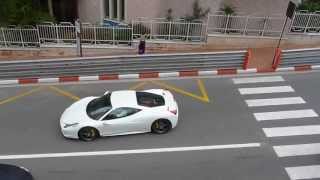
(110, 90), (138, 108)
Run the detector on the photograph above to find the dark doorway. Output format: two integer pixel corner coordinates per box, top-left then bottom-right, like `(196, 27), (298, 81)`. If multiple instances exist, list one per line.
(53, 0), (78, 22)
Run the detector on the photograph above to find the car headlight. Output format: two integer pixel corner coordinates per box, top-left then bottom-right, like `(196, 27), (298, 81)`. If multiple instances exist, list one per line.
(63, 123), (79, 128)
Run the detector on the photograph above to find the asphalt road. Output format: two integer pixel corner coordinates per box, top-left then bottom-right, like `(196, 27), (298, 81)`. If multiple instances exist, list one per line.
(0, 71), (320, 180)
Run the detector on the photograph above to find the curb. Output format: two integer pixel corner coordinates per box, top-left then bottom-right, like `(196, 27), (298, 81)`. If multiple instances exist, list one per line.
(0, 66), (319, 86)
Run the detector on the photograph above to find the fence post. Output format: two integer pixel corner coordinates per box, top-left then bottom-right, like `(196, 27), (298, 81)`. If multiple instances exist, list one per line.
(261, 17), (268, 36)
(112, 26), (115, 45)
(131, 26), (134, 46)
(55, 24), (59, 44)
(150, 20), (153, 40)
(168, 21), (172, 40)
(19, 28), (24, 48)
(205, 15), (210, 42)
(224, 15), (230, 34)
(186, 23), (191, 41)
(1, 27), (7, 48)
(36, 27), (41, 48)
(243, 16), (249, 35)
(94, 25), (97, 47)
(304, 14), (312, 33)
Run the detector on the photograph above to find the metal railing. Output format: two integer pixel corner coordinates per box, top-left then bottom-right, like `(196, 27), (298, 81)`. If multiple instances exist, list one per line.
(280, 48), (320, 67)
(132, 20), (207, 42)
(0, 27), (40, 48)
(0, 50), (247, 79)
(207, 14), (285, 37)
(37, 24), (133, 47)
(290, 12), (320, 34)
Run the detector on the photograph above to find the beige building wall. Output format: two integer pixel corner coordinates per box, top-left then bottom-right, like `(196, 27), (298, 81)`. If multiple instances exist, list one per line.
(78, 0), (104, 24)
(167, 0), (223, 19)
(224, 0), (301, 16)
(77, 0), (302, 24)
(126, 0), (169, 22)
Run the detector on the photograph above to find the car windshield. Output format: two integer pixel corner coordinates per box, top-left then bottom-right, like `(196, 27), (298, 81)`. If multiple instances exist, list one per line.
(86, 93), (112, 120)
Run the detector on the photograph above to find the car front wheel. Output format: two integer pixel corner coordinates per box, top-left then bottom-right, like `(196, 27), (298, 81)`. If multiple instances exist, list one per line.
(78, 127), (98, 141)
(151, 119), (172, 134)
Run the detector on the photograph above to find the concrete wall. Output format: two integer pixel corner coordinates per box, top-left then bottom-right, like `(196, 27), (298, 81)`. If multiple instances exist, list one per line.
(78, 0), (104, 24)
(207, 34), (320, 49)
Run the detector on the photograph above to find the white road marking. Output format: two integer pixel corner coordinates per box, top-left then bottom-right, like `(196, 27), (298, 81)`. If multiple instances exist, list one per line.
(0, 79), (18, 85)
(79, 76), (99, 81)
(254, 109), (318, 121)
(0, 143), (261, 160)
(238, 86), (294, 95)
(119, 74), (139, 79)
(274, 143), (320, 157)
(38, 78), (59, 83)
(285, 165), (320, 180)
(263, 125), (320, 137)
(159, 72), (180, 78)
(233, 76), (284, 84)
(246, 97), (306, 107)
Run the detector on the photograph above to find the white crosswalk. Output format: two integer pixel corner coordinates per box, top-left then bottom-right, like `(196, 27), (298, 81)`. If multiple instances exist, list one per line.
(245, 97), (306, 107)
(238, 86), (294, 95)
(274, 143), (320, 157)
(263, 125), (320, 137)
(233, 76), (285, 84)
(233, 76), (320, 180)
(286, 165), (320, 180)
(254, 109), (318, 121)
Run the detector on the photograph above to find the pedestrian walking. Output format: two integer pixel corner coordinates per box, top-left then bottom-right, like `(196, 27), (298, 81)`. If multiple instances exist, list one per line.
(138, 34), (146, 54)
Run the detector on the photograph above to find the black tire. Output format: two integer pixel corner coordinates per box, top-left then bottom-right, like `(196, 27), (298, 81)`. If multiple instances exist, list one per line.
(78, 127), (99, 141)
(151, 119), (172, 134)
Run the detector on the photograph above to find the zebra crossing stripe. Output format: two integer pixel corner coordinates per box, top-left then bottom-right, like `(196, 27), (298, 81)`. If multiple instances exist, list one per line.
(263, 125), (320, 137)
(233, 76), (284, 84)
(285, 165), (320, 180)
(273, 143), (320, 157)
(238, 86), (294, 95)
(254, 109), (318, 121)
(245, 97), (306, 107)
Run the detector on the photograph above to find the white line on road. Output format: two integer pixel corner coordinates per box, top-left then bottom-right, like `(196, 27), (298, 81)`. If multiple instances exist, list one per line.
(245, 97), (306, 107)
(0, 143), (261, 160)
(233, 76), (284, 84)
(286, 165), (320, 180)
(254, 109), (318, 121)
(274, 143), (320, 157)
(238, 86), (294, 95)
(263, 125), (320, 137)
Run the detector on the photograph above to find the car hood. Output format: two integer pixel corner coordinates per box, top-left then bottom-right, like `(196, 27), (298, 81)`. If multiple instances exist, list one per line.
(60, 97), (96, 126)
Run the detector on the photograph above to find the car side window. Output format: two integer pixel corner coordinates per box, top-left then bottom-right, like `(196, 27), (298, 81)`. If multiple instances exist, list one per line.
(103, 107), (141, 120)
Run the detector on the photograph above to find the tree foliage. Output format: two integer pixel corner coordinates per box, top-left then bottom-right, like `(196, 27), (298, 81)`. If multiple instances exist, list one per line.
(220, 4), (235, 15)
(184, 0), (210, 22)
(0, 0), (54, 26)
(298, 0), (320, 12)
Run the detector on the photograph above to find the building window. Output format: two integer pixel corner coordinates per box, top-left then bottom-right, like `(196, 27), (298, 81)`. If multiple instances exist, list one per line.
(104, 0), (125, 21)
(121, 0), (125, 20)
(113, 0), (118, 19)
(105, 0), (110, 18)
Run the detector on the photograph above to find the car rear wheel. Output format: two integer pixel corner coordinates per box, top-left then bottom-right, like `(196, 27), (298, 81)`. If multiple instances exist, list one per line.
(78, 127), (99, 141)
(151, 119), (172, 134)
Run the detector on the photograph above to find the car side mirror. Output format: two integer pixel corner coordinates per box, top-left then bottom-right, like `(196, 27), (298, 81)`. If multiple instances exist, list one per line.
(104, 91), (110, 95)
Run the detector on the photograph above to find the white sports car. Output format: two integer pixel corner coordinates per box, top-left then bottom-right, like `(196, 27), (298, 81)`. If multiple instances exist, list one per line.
(60, 89), (179, 141)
